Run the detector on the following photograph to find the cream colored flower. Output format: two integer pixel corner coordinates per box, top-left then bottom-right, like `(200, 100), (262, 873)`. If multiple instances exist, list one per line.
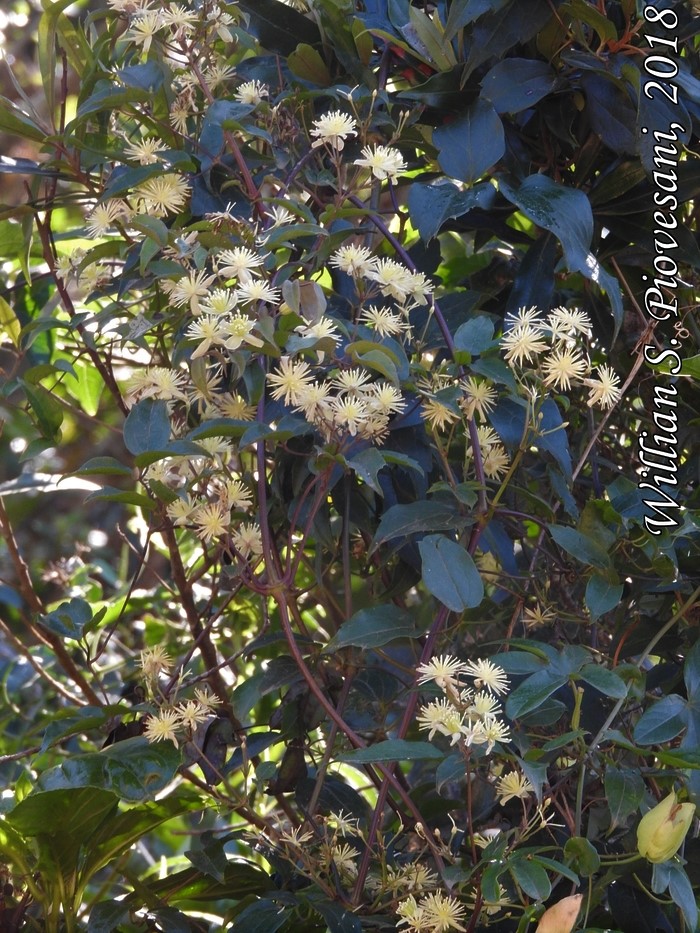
(584, 364), (621, 410)
(136, 174), (189, 216)
(496, 770), (535, 805)
(140, 646), (172, 679)
(359, 304), (408, 338)
(193, 502), (230, 543)
(354, 144), (407, 180)
(234, 80), (269, 105)
(542, 347), (588, 391)
(123, 136), (167, 165)
(330, 244), (377, 278)
(460, 377), (497, 421)
(144, 708), (182, 747)
(167, 270), (217, 314)
(501, 323), (548, 366)
(232, 521), (263, 559)
(463, 659), (509, 695)
(417, 655), (469, 691)
(268, 357), (314, 405)
(310, 110), (357, 149)
(85, 199), (128, 237)
(421, 892), (467, 933)
(217, 246), (266, 282)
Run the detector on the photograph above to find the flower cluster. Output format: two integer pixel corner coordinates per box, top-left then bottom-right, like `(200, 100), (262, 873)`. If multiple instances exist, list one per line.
(267, 360), (405, 444)
(139, 647), (222, 747)
(502, 306), (622, 409)
(416, 655), (510, 753)
(397, 891), (467, 933)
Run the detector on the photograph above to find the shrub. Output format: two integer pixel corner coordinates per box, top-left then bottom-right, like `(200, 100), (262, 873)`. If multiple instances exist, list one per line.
(0, 0), (698, 930)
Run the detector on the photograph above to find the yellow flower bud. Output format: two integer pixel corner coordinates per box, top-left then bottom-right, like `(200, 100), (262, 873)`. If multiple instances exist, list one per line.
(637, 792), (695, 863)
(536, 894), (583, 933)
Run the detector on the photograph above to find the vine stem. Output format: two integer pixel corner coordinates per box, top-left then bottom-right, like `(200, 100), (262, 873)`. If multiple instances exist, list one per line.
(585, 583), (700, 760)
(0, 497), (101, 705)
(352, 605), (450, 900)
(275, 594), (446, 873)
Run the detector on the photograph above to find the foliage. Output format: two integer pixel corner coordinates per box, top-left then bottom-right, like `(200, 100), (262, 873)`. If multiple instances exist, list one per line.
(0, 0), (699, 930)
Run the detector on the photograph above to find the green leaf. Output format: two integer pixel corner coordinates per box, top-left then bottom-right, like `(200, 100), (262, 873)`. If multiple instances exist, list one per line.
(454, 316), (495, 355)
(338, 740), (443, 763)
(480, 58), (556, 114)
(123, 398), (171, 455)
(88, 901), (130, 933)
(9, 786), (118, 839)
(506, 670), (568, 719)
(418, 534), (484, 611)
(288, 43), (332, 85)
(0, 294), (20, 346)
(237, 0), (323, 55)
(633, 694), (687, 745)
(585, 573), (623, 621)
(509, 856), (551, 900)
(0, 96), (47, 143)
(561, 0), (616, 42)
(578, 663), (628, 699)
(548, 524), (612, 572)
(345, 447), (387, 495)
(407, 180), (496, 243)
(564, 836), (601, 876)
(41, 596), (93, 640)
(324, 605), (426, 651)
(444, 0), (510, 41)
(372, 501), (465, 550)
(667, 861), (698, 931)
(499, 175), (623, 337)
(434, 99), (505, 184)
(605, 766), (644, 829)
(22, 381), (63, 442)
(229, 899), (287, 933)
(72, 456), (133, 477)
(36, 737), (181, 802)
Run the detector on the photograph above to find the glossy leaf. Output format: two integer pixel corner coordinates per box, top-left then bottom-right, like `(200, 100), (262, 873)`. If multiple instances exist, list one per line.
(499, 175), (623, 336)
(325, 604), (426, 651)
(434, 100), (505, 185)
(338, 740), (444, 763)
(605, 766), (645, 829)
(480, 58), (556, 114)
(372, 500), (465, 550)
(633, 694), (688, 745)
(418, 534), (484, 611)
(123, 398), (171, 455)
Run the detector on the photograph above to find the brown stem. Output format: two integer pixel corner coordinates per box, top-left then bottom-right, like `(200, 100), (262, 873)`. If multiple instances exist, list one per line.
(161, 522), (242, 730)
(0, 497), (101, 705)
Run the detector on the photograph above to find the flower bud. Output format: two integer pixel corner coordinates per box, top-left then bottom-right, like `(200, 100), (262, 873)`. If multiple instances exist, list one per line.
(637, 792), (695, 863)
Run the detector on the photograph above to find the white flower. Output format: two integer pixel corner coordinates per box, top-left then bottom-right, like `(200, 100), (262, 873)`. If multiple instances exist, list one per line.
(310, 110), (357, 149)
(234, 80), (269, 105)
(354, 144), (407, 180)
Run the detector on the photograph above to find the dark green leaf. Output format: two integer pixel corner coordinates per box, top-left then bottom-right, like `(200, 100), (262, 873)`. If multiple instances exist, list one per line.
(325, 605), (426, 651)
(480, 58), (556, 114)
(564, 836), (601, 876)
(509, 857), (551, 900)
(123, 398), (171, 455)
(499, 175), (623, 336)
(41, 597), (93, 640)
(548, 524), (612, 572)
(605, 766), (644, 829)
(237, 0), (322, 55)
(338, 740), (443, 763)
(434, 100), (504, 184)
(633, 694), (688, 745)
(506, 670), (568, 719)
(578, 663), (628, 699)
(407, 180), (496, 243)
(586, 573), (623, 621)
(667, 861), (698, 931)
(418, 534), (484, 611)
(372, 501), (465, 550)
(88, 900), (130, 933)
(454, 316), (495, 355)
(229, 898), (287, 933)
